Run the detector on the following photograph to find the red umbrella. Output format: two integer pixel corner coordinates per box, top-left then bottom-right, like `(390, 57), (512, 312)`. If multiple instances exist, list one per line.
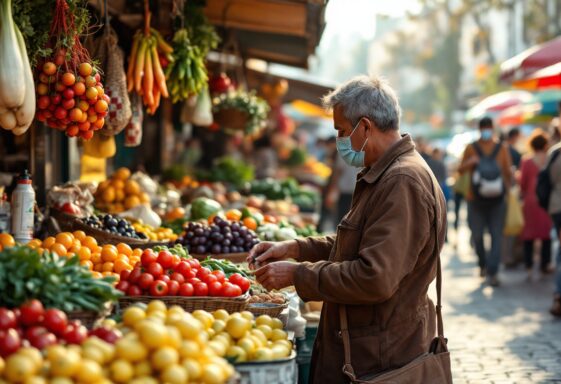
(465, 90), (534, 122)
(500, 36), (561, 82)
(513, 62), (561, 90)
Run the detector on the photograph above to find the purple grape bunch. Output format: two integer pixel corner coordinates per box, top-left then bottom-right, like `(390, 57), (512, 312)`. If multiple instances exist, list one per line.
(176, 216), (260, 254)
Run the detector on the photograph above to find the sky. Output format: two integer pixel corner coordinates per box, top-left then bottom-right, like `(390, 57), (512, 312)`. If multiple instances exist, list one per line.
(322, 0), (422, 40)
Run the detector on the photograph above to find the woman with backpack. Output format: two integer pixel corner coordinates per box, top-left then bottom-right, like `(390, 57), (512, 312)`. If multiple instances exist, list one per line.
(518, 129), (553, 281)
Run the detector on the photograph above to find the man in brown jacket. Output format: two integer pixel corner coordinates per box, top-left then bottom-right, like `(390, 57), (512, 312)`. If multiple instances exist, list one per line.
(249, 76), (447, 383)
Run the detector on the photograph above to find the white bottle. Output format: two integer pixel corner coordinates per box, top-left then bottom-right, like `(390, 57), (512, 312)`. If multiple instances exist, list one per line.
(11, 170), (35, 244)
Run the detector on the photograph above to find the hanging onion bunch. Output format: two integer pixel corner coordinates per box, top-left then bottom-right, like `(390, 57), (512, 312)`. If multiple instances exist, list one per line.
(34, 0), (109, 140)
(0, 0), (35, 135)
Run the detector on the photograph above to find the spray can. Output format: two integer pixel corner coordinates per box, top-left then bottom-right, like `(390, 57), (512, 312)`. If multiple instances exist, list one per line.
(11, 170), (35, 244)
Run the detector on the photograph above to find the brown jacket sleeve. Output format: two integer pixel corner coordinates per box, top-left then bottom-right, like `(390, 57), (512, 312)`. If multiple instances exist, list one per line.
(295, 235), (336, 263)
(459, 144), (475, 174)
(293, 175), (432, 304)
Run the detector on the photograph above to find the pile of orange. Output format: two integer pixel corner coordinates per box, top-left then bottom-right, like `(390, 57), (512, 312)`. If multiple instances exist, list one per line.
(28, 232), (141, 279)
(94, 167), (150, 214)
(0, 233), (15, 251)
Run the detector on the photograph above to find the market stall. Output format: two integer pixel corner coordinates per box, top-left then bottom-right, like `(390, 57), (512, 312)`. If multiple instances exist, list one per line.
(0, 0), (330, 382)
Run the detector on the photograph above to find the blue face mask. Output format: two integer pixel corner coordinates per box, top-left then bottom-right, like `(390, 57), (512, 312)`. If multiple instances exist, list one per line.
(336, 120), (368, 167)
(480, 129), (493, 141)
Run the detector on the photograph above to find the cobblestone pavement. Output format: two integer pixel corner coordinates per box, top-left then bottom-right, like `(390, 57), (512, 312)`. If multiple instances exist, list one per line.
(441, 225), (561, 384)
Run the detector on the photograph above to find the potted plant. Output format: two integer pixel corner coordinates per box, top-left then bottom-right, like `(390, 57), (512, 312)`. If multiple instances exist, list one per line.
(212, 90), (270, 134)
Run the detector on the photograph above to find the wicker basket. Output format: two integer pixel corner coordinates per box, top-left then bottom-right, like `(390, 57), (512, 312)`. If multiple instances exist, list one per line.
(191, 252), (249, 264)
(49, 209), (83, 232)
(72, 219), (149, 246)
(117, 293), (250, 313)
(246, 302), (289, 318)
(67, 303), (113, 329)
(213, 108), (249, 131)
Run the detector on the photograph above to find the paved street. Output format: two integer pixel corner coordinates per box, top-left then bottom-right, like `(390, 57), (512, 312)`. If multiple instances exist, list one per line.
(442, 223), (561, 383)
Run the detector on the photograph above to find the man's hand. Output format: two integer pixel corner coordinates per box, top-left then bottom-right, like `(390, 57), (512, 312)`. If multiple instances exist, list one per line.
(254, 261), (298, 291)
(247, 240), (299, 270)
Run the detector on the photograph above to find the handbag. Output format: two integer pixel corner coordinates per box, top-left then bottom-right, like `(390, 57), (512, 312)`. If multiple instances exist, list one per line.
(503, 188), (524, 236)
(339, 175), (453, 384)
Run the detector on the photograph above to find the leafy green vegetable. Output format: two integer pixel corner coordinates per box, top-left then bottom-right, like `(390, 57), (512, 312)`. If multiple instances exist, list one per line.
(152, 244), (189, 259)
(0, 246), (121, 311)
(196, 156), (254, 189)
(190, 197), (222, 220)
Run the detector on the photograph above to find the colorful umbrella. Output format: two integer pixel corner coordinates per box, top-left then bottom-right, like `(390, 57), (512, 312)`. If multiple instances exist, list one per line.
(513, 62), (561, 90)
(497, 90), (561, 126)
(500, 36), (561, 82)
(465, 90), (534, 122)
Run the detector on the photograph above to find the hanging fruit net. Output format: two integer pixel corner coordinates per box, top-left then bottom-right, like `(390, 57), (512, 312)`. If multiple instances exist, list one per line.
(35, 0), (109, 140)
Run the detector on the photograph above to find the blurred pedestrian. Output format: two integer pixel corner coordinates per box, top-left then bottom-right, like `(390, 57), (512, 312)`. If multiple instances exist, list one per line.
(519, 129), (553, 280)
(432, 148), (450, 202)
(503, 127), (523, 269)
(253, 134), (278, 179)
(459, 117), (512, 286)
(248, 75), (448, 383)
(507, 127), (522, 169)
(547, 118), (561, 317)
(328, 155), (359, 225)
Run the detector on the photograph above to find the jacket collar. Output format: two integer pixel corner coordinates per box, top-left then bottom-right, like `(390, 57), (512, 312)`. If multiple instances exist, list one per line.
(358, 134), (415, 184)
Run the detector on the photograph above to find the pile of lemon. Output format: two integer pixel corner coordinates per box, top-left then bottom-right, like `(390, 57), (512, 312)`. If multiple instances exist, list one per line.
(95, 168), (150, 214)
(207, 311), (292, 363)
(132, 222), (178, 243)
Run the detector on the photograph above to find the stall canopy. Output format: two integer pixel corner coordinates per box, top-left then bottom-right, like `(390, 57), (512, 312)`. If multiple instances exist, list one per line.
(205, 0), (327, 68)
(465, 90), (534, 122)
(497, 90), (561, 127)
(500, 36), (561, 82)
(513, 62), (561, 90)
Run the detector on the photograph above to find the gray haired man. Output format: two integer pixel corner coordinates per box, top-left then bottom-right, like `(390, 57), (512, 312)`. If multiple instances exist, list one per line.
(248, 75), (447, 383)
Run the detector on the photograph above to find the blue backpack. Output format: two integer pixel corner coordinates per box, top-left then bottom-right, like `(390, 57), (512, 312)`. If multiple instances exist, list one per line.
(471, 142), (504, 201)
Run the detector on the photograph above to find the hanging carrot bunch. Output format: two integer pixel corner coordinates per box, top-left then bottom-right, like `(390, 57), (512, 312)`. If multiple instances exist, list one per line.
(126, 2), (172, 115)
(34, 0), (109, 140)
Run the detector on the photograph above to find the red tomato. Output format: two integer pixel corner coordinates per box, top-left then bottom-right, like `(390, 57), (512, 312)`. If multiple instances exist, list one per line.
(167, 280), (179, 296)
(208, 282), (223, 297)
(157, 251), (174, 269)
(62, 324), (87, 344)
(25, 326), (47, 340)
(203, 274), (218, 285)
(171, 254), (181, 268)
(138, 273), (155, 290)
(0, 309), (17, 330)
(141, 250), (157, 267)
(193, 282), (209, 297)
(222, 282), (242, 298)
(160, 275), (171, 283)
(196, 267), (211, 280)
(187, 278), (201, 286)
(29, 332), (57, 350)
(174, 261), (191, 276)
(146, 262), (164, 278)
(19, 300), (45, 326)
(0, 329), (21, 357)
(228, 273), (243, 285)
(150, 280), (169, 296)
(187, 259), (200, 269)
(232, 276), (251, 293)
(178, 283), (194, 297)
(170, 272), (185, 284)
(128, 266), (143, 283)
(127, 285), (142, 296)
(183, 269), (196, 279)
(116, 280), (130, 293)
(211, 270), (226, 283)
(43, 309), (68, 336)
(120, 269), (131, 281)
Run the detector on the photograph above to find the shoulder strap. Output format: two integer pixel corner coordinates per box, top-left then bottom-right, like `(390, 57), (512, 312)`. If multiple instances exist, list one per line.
(472, 142), (483, 157)
(339, 172), (444, 382)
(548, 148), (561, 168)
(490, 143), (502, 159)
